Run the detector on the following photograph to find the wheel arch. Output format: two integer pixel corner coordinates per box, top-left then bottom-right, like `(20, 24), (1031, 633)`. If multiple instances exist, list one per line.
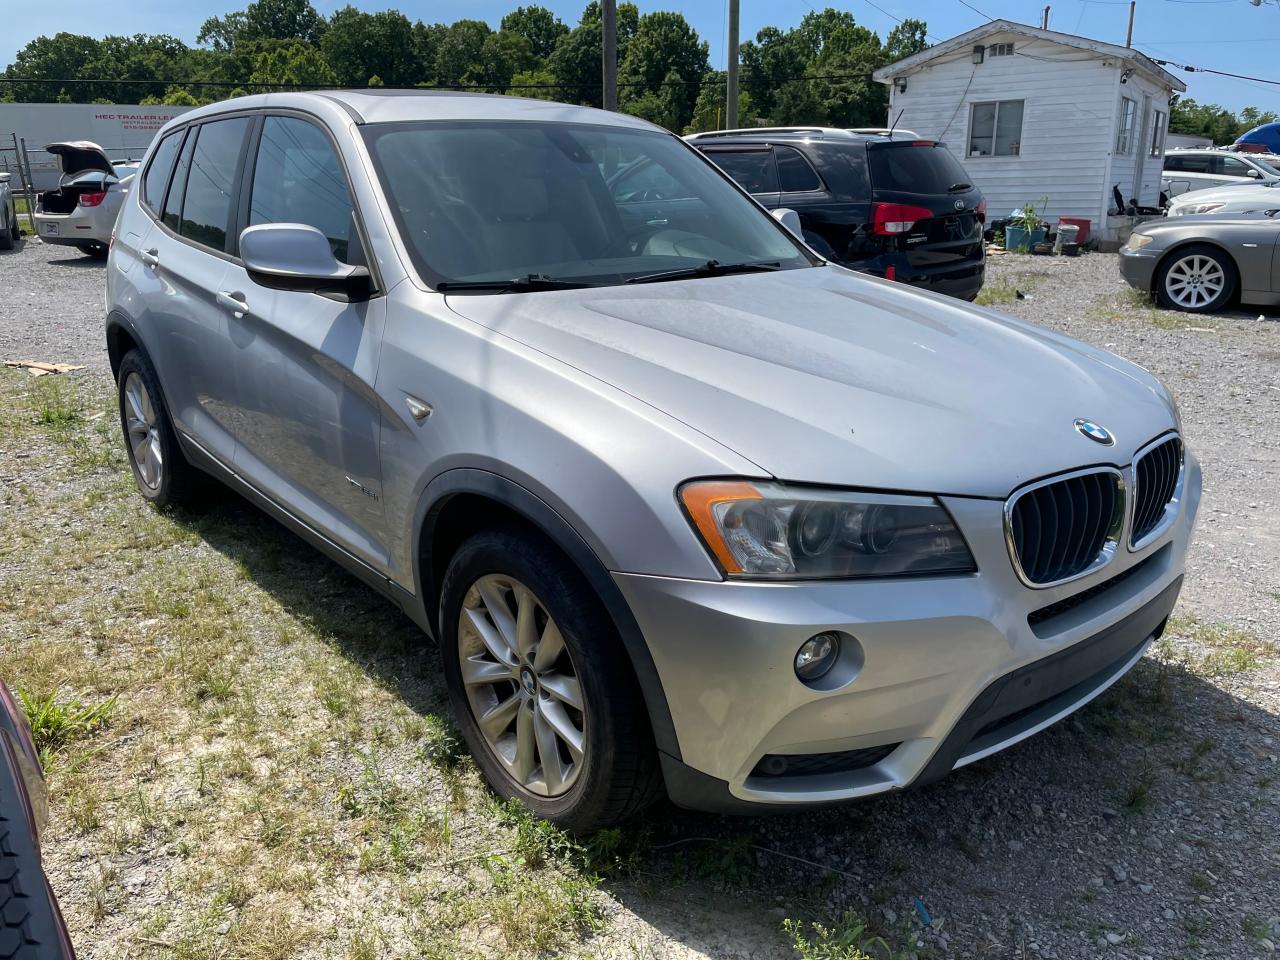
(414, 468), (682, 761)
(106, 311), (145, 379)
(1150, 239), (1240, 298)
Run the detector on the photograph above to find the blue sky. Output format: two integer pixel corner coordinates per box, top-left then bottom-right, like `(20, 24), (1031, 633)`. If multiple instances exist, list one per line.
(6, 0), (1280, 113)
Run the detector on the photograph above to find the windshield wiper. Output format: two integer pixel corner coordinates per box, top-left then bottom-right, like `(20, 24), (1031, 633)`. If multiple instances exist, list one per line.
(625, 260), (782, 284)
(947, 182), (972, 192)
(436, 273), (593, 293)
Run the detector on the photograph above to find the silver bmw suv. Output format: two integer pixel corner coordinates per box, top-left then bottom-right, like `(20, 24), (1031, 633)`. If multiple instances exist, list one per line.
(106, 91), (1200, 830)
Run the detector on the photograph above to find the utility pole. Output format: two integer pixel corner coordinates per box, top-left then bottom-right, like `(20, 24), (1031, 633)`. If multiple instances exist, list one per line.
(1125, 1), (1135, 47)
(602, 0), (617, 111)
(726, 0), (740, 129)
(1041, 5), (1050, 29)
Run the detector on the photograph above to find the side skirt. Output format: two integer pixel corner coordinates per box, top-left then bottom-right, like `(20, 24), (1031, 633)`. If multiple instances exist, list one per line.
(177, 431), (432, 636)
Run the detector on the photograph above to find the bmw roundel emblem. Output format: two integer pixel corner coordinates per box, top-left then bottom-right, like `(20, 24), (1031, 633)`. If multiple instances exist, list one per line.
(1074, 419), (1114, 445)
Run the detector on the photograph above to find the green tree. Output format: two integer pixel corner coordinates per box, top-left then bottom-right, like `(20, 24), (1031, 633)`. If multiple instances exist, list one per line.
(618, 11), (709, 131)
(248, 40), (336, 87)
(546, 2), (638, 107)
(434, 19), (492, 87)
(471, 31), (536, 90)
(199, 0), (324, 50)
(510, 67), (561, 101)
(741, 26), (808, 120)
(500, 5), (569, 61)
(411, 22), (448, 86)
(884, 18), (929, 61)
(321, 7), (418, 87)
(2, 33), (102, 103)
(684, 70), (758, 133)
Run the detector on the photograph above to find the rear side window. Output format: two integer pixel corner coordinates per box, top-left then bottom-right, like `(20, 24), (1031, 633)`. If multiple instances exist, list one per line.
(706, 149), (779, 194)
(776, 146), (821, 192)
(162, 133), (196, 233)
(249, 116), (355, 263)
(1218, 156), (1253, 177)
(1165, 154), (1211, 174)
(142, 129), (183, 212)
(868, 143), (972, 195)
(178, 117), (251, 253)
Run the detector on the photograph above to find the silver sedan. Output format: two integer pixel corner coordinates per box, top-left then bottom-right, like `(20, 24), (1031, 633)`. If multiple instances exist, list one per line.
(1119, 211), (1280, 312)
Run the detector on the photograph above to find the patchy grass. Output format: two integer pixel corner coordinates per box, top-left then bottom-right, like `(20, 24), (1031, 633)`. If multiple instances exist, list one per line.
(974, 271), (1047, 306)
(0, 366), (850, 960)
(1086, 288), (1220, 331)
(1157, 615), (1275, 678)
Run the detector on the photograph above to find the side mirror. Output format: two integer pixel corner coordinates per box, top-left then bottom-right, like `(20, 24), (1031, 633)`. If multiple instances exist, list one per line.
(1247, 169), (1263, 179)
(0, 172), (10, 183)
(240, 223), (371, 300)
(771, 207), (803, 238)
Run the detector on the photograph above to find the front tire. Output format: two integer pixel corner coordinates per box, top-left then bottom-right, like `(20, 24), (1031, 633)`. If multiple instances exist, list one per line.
(1155, 244), (1236, 313)
(439, 527), (660, 832)
(116, 349), (201, 508)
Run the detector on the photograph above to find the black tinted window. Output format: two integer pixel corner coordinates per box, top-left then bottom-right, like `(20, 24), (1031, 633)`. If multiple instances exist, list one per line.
(776, 146), (821, 192)
(1166, 154), (1211, 174)
(868, 143), (972, 195)
(179, 117), (250, 252)
(250, 117), (354, 263)
(162, 132), (195, 233)
(706, 149), (778, 194)
(143, 129), (183, 211)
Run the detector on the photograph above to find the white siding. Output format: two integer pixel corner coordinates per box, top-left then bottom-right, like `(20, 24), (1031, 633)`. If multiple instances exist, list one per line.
(885, 35), (1125, 235)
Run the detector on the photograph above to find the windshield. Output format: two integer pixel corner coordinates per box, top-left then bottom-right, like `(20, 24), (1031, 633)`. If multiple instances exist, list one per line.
(362, 120), (814, 289)
(1252, 157), (1280, 178)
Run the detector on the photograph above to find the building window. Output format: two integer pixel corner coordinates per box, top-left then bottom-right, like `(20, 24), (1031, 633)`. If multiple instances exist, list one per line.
(1149, 110), (1167, 157)
(1116, 97), (1136, 155)
(987, 42), (1015, 57)
(968, 100), (1024, 157)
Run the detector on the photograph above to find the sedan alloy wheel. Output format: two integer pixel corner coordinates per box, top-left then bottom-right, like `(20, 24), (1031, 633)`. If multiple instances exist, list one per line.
(1163, 253), (1226, 310)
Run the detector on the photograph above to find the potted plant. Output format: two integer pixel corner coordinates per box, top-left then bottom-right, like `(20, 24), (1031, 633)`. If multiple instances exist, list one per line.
(1004, 198), (1048, 253)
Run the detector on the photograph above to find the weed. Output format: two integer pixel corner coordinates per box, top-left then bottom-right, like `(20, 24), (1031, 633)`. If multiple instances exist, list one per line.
(1122, 766), (1157, 814)
(16, 687), (117, 768)
(784, 910), (899, 960)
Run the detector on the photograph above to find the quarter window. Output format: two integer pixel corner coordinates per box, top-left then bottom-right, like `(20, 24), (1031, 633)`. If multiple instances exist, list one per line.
(177, 117), (251, 253)
(968, 100), (1023, 157)
(162, 131), (196, 234)
(249, 116), (355, 263)
(142, 129), (184, 212)
(776, 146), (822, 192)
(1116, 97), (1136, 155)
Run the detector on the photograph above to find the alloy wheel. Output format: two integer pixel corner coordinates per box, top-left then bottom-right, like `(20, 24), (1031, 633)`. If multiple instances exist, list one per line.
(457, 574), (586, 797)
(123, 372), (163, 490)
(1164, 254), (1225, 309)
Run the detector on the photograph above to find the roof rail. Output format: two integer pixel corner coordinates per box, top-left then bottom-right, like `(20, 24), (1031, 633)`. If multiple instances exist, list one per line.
(685, 126), (861, 141)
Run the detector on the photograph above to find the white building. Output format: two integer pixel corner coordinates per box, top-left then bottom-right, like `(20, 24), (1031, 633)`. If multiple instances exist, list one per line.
(873, 21), (1186, 245)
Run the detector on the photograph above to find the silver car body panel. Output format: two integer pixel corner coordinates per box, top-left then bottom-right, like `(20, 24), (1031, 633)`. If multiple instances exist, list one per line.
(108, 91), (1199, 808)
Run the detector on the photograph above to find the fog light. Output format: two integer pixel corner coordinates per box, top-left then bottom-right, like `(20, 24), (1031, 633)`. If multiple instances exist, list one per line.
(794, 632), (841, 682)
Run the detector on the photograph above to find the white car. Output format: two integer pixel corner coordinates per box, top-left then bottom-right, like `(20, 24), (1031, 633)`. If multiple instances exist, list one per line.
(33, 141), (138, 258)
(1166, 179), (1280, 217)
(1161, 149), (1280, 198)
(0, 171), (20, 251)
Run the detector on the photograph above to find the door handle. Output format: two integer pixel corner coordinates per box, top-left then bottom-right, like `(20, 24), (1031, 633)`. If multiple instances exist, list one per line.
(216, 290), (249, 317)
(139, 247), (159, 267)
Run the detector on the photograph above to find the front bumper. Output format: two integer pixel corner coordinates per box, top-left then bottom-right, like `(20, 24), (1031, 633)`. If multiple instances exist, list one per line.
(616, 453), (1201, 810)
(1118, 246), (1160, 294)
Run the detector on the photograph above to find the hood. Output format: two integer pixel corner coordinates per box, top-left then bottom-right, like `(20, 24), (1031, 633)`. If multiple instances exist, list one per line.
(44, 141), (116, 176)
(1171, 182), (1280, 207)
(446, 267), (1178, 498)
(1145, 210), (1280, 231)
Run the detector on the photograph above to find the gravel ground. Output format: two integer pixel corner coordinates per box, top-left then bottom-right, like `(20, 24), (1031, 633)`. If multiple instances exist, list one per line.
(2, 239), (1278, 959)
(0, 237), (111, 370)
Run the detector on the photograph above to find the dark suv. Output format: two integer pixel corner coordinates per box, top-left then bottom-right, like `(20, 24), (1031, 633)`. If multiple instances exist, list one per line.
(687, 128), (986, 300)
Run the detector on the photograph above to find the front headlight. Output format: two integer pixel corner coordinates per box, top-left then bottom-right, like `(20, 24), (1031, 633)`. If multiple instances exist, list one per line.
(1124, 233), (1155, 251)
(679, 480), (976, 580)
(1185, 202), (1225, 215)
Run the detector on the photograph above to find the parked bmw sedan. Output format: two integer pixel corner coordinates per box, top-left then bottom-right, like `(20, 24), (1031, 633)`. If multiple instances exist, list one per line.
(1120, 211), (1280, 312)
(107, 91), (1199, 830)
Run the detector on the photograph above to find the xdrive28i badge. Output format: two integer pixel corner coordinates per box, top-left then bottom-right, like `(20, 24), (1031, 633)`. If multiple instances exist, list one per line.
(1074, 419), (1114, 445)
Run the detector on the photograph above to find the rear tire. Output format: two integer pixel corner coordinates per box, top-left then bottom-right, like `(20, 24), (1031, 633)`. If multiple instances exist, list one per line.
(1155, 244), (1236, 313)
(83, 242), (108, 259)
(439, 526), (661, 832)
(116, 349), (201, 508)
(0, 214), (12, 251)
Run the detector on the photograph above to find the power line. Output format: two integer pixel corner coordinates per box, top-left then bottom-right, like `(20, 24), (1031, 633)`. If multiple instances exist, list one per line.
(955, 0), (997, 21)
(1142, 54), (1280, 86)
